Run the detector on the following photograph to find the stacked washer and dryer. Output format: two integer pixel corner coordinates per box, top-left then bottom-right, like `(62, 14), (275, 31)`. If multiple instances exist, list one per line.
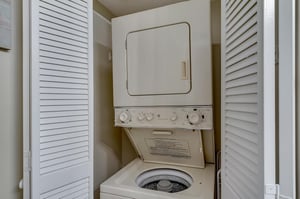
(100, 0), (215, 198)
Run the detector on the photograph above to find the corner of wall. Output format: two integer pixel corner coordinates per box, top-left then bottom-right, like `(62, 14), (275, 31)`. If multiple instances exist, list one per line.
(93, 0), (114, 20)
(211, 0), (221, 153)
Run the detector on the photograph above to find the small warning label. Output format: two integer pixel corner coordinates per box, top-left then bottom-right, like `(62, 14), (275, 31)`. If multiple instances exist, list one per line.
(146, 138), (191, 158)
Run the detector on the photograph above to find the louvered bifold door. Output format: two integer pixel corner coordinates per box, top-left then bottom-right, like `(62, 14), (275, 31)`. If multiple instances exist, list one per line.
(221, 0), (276, 199)
(29, 0), (93, 198)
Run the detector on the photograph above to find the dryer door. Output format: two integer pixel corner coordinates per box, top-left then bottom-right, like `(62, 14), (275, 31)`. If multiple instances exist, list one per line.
(126, 23), (191, 96)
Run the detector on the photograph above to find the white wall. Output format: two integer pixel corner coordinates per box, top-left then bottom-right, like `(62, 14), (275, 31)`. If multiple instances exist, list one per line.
(93, 12), (122, 191)
(0, 0), (23, 198)
(297, 0), (300, 197)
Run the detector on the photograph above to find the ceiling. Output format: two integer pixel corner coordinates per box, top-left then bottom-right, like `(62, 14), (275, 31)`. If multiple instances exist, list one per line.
(97, 0), (188, 16)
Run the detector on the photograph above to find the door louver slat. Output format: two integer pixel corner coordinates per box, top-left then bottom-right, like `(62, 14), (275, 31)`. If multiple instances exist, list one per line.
(40, 125), (89, 137)
(40, 0), (88, 18)
(39, 1), (87, 20)
(40, 64), (88, 74)
(39, 38), (88, 54)
(226, 1), (257, 28)
(226, 0), (242, 19)
(40, 44), (88, 59)
(226, 5), (257, 39)
(226, 117), (258, 134)
(40, 32), (88, 49)
(40, 69), (88, 80)
(39, 6), (88, 27)
(225, 147), (258, 173)
(39, 27), (88, 45)
(40, 57), (88, 69)
(40, 141), (88, 156)
(40, 178), (89, 199)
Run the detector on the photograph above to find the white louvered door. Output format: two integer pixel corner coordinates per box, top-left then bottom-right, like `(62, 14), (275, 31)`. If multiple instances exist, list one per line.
(221, 0), (276, 199)
(24, 0), (93, 198)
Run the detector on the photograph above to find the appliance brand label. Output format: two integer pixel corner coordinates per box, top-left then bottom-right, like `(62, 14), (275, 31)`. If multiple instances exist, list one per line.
(146, 138), (191, 158)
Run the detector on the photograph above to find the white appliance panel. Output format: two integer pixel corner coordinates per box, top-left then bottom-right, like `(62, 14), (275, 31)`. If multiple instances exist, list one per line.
(127, 23), (191, 96)
(125, 128), (205, 168)
(112, 0), (212, 107)
(115, 106), (213, 130)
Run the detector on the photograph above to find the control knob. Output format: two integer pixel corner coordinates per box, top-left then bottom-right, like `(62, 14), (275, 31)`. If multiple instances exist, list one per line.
(170, 113), (178, 121)
(119, 111), (131, 123)
(146, 113), (154, 121)
(137, 113), (145, 121)
(187, 112), (201, 125)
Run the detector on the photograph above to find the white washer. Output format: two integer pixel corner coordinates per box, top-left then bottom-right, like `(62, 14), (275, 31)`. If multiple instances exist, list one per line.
(100, 155), (215, 199)
(100, 127), (215, 199)
(100, 157), (215, 199)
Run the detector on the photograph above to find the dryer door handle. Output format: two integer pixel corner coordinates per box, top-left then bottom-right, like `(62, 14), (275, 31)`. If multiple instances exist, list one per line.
(181, 61), (189, 80)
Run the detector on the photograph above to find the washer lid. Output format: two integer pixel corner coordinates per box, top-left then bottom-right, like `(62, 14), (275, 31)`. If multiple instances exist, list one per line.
(125, 128), (205, 168)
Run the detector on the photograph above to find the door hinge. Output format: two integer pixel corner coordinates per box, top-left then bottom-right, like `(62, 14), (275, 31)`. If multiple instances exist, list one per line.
(265, 184), (280, 199)
(24, 151), (32, 172)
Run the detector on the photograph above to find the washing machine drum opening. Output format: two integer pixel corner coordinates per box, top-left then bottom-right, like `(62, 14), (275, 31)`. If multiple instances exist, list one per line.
(136, 168), (193, 193)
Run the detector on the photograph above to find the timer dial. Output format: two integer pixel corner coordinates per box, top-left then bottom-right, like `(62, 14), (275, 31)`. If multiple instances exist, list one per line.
(188, 112), (201, 124)
(119, 111), (131, 123)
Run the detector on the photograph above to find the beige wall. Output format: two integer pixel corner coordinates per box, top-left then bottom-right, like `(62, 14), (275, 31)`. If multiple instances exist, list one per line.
(92, 7), (124, 199)
(0, 0), (23, 198)
(93, 41), (122, 188)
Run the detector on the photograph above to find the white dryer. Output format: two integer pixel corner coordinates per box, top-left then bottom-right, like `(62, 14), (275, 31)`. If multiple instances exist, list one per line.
(112, 0), (212, 107)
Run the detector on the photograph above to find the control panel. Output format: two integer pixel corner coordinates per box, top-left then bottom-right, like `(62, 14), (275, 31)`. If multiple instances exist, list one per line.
(115, 107), (213, 130)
